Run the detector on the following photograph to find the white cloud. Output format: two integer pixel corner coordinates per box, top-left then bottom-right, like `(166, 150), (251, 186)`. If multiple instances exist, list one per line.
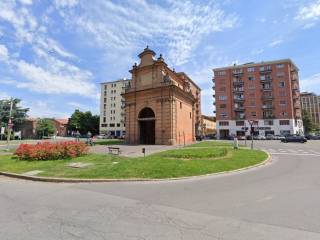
(0, 44), (9, 61)
(0, 1), (97, 98)
(0, 92), (10, 100)
(19, 0), (33, 5)
(54, 0), (237, 66)
(24, 100), (69, 118)
(296, 0), (320, 21)
(300, 73), (320, 92)
(269, 39), (283, 47)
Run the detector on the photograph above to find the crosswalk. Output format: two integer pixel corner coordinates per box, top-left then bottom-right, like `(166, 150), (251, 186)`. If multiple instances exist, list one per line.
(259, 148), (320, 156)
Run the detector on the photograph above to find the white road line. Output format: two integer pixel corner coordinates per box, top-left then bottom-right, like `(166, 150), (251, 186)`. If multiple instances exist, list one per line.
(310, 150), (320, 155)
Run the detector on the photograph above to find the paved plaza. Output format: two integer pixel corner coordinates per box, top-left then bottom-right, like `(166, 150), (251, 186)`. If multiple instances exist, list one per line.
(1, 140), (320, 239)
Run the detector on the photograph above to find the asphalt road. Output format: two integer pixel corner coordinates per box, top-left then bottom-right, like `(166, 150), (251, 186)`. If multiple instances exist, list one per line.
(1, 140), (320, 239)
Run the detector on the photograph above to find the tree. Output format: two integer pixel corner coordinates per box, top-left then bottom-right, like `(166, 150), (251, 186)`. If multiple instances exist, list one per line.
(0, 98), (29, 130)
(68, 110), (99, 135)
(302, 109), (315, 134)
(36, 119), (56, 138)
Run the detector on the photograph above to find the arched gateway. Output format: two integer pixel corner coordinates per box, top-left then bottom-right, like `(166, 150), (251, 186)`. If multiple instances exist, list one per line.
(138, 107), (155, 144)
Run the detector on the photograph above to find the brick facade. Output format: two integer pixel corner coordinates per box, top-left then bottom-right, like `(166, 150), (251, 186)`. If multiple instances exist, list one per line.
(123, 47), (201, 145)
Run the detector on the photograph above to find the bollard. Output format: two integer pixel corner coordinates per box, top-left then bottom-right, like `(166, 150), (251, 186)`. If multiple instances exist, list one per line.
(233, 137), (239, 150)
(142, 148), (146, 157)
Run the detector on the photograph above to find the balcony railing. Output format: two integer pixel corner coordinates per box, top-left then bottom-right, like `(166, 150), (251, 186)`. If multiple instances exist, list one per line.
(261, 87), (272, 91)
(260, 78), (272, 82)
(263, 115), (275, 119)
(261, 95), (274, 100)
(235, 115), (246, 120)
(234, 98), (245, 102)
(234, 107), (245, 112)
(233, 88), (244, 92)
(233, 80), (244, 85)
(260, 68), (272, 73)
(262, 105), (274, 109)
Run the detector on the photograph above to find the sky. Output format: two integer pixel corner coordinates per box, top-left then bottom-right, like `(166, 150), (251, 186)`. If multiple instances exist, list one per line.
(0, 0), (320, 118)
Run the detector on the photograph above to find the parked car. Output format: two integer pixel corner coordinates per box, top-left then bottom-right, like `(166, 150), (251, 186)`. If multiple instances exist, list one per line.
(237, 135), (246, 140)
(254, 135), (266, 140)
(96, 134), (108, 139)
(306, 134), (320, 140)
(281, 135), (307, 143)
(274, 135), (285, 140)
(196, 135), (203, 141)
(266, 134), (275, 140)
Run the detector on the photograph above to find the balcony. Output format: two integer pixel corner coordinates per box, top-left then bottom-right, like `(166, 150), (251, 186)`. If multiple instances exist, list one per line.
(232, 71), (243, 77)
(233, 80), (244, 85)
(260, 77), (272, 82)
(213, 102), (216, 106)
(212, 85), (215, 90)
(262, 105), (274, 109)
(234, 98), (245, 102)
(233, 88), (244, 93)
(261, 95), (274, 100)
(260, 68), (272, 73)
(212, 94), (215, 98)
(261, 87), (272, 92)
(294, 103), (300, 109)
(235, 115), (246, 120)
(212, 78), (215, 83)
(234, 107), (245, 112)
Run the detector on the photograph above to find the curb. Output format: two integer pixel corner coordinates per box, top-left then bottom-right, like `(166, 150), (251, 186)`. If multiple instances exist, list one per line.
(0, 151), (272, 183)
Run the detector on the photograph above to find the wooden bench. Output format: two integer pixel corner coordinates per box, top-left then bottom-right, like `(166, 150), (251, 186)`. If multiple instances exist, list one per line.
(108, 147), (121, 155)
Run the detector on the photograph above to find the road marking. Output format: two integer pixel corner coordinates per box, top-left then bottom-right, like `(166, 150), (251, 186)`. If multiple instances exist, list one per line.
(256, 196), (273, 202)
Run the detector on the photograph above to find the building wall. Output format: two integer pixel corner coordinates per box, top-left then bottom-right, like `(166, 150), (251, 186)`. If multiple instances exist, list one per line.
(123, 47), (198, 145)
(301, 92), (320, 129)
(201, 116), (216, 136)
(100, 79), (130, 137)
(213, 59), (303, 138)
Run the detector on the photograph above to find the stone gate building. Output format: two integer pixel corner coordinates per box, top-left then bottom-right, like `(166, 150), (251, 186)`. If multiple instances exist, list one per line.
(123, 47), (201, 145)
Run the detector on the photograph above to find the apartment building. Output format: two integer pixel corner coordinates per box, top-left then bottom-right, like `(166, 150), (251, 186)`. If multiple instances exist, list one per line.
(300, 92), (320, 129)
(100, 79), (131, 137)
(213, 59), (304, 139)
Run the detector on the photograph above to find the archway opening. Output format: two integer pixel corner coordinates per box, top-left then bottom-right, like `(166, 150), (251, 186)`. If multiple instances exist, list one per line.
(138, 107), (155, 144)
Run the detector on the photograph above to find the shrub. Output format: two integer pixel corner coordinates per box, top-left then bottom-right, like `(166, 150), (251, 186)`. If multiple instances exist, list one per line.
(14, 141), (88, 160)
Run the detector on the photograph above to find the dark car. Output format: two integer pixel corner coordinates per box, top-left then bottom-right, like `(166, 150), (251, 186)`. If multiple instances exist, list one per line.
(196, 136), (203, 141)
(281, 135), (307, 143)
(306, 134), (320, 140)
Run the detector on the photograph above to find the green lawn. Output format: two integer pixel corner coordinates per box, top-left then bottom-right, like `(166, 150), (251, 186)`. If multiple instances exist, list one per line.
(94, 139), (124, 145)
(0, 141), (268, 179)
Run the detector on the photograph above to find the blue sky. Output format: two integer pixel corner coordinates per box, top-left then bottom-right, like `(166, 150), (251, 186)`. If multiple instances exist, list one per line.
(0, 0), (320, 117)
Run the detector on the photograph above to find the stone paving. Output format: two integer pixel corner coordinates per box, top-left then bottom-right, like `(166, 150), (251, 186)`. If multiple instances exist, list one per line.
(90, 144), (187, 157)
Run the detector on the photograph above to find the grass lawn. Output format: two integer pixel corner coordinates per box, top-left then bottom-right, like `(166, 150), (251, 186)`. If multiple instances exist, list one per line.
(0, 141), (268, 179)
(94, 139), (124, 145)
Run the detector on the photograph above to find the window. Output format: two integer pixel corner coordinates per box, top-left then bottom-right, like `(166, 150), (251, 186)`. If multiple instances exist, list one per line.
(281, 112), (288, 117)
(219, 104), (226, 108)
(279, 90), (286, 97)
(180, 102), (182, 109)
(103, 117), (106, 123)
(117, 123), (120, 127)
(248, 76), (255, 81)
(266, 65), (272, 70)
(190, 112), (192, 119)
(260, 66), (265, 71)
(276, 64), (284, 69)
(220, 112), (228, 118)
(236, 121), (245, 126)
(264, 120), (273, 125)
(279, 81), (285, 87)
(219, 121), (229, 126)
(251, 112), (257, 117)
(260, 75), (266, 81)
(280, 120), (290, 125)
(280, 100), (286, 106)
(247, 67), (255, 72)
(216, 71), (226, 76)
(219, 96), (227, 100)
(110, 123), (115, 127)
(277, 72), (285, 77)
(248, 84), (255, 89)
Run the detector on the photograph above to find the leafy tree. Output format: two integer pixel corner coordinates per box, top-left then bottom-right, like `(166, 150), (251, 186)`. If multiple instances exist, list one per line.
(68, 110), (99, 135)
(302, 109), (315, 134)
(36, 119), (56, 138)
(0, 98), (29, 130)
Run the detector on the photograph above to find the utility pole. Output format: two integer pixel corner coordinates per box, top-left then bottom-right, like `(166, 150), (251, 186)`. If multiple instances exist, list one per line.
(6, 98), (13, 151)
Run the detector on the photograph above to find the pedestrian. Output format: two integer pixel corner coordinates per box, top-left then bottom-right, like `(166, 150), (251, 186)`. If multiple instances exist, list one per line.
(87, 131), (92, 146)
(76, 130), (80, 142)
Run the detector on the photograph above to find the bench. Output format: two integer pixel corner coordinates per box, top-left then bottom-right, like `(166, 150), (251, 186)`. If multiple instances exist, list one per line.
(108, 147), (121, 155)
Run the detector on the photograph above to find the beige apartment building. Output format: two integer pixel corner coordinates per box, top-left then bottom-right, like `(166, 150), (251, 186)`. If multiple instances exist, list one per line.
(213, 59), (304, 139)
(300, 92), (320, 129)
(100, 79), (131, 137)
(200, 115), (216, 136)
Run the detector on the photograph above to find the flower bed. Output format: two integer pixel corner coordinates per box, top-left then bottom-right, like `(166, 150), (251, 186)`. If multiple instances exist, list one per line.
(14, 141), (88, 160)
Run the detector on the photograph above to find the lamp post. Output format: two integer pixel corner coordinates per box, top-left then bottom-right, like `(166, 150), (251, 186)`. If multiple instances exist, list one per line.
(6, 98), (14, 151)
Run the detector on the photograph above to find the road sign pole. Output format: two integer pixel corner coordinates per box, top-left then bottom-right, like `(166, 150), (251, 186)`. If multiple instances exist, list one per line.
(6, 98), (13, 151)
